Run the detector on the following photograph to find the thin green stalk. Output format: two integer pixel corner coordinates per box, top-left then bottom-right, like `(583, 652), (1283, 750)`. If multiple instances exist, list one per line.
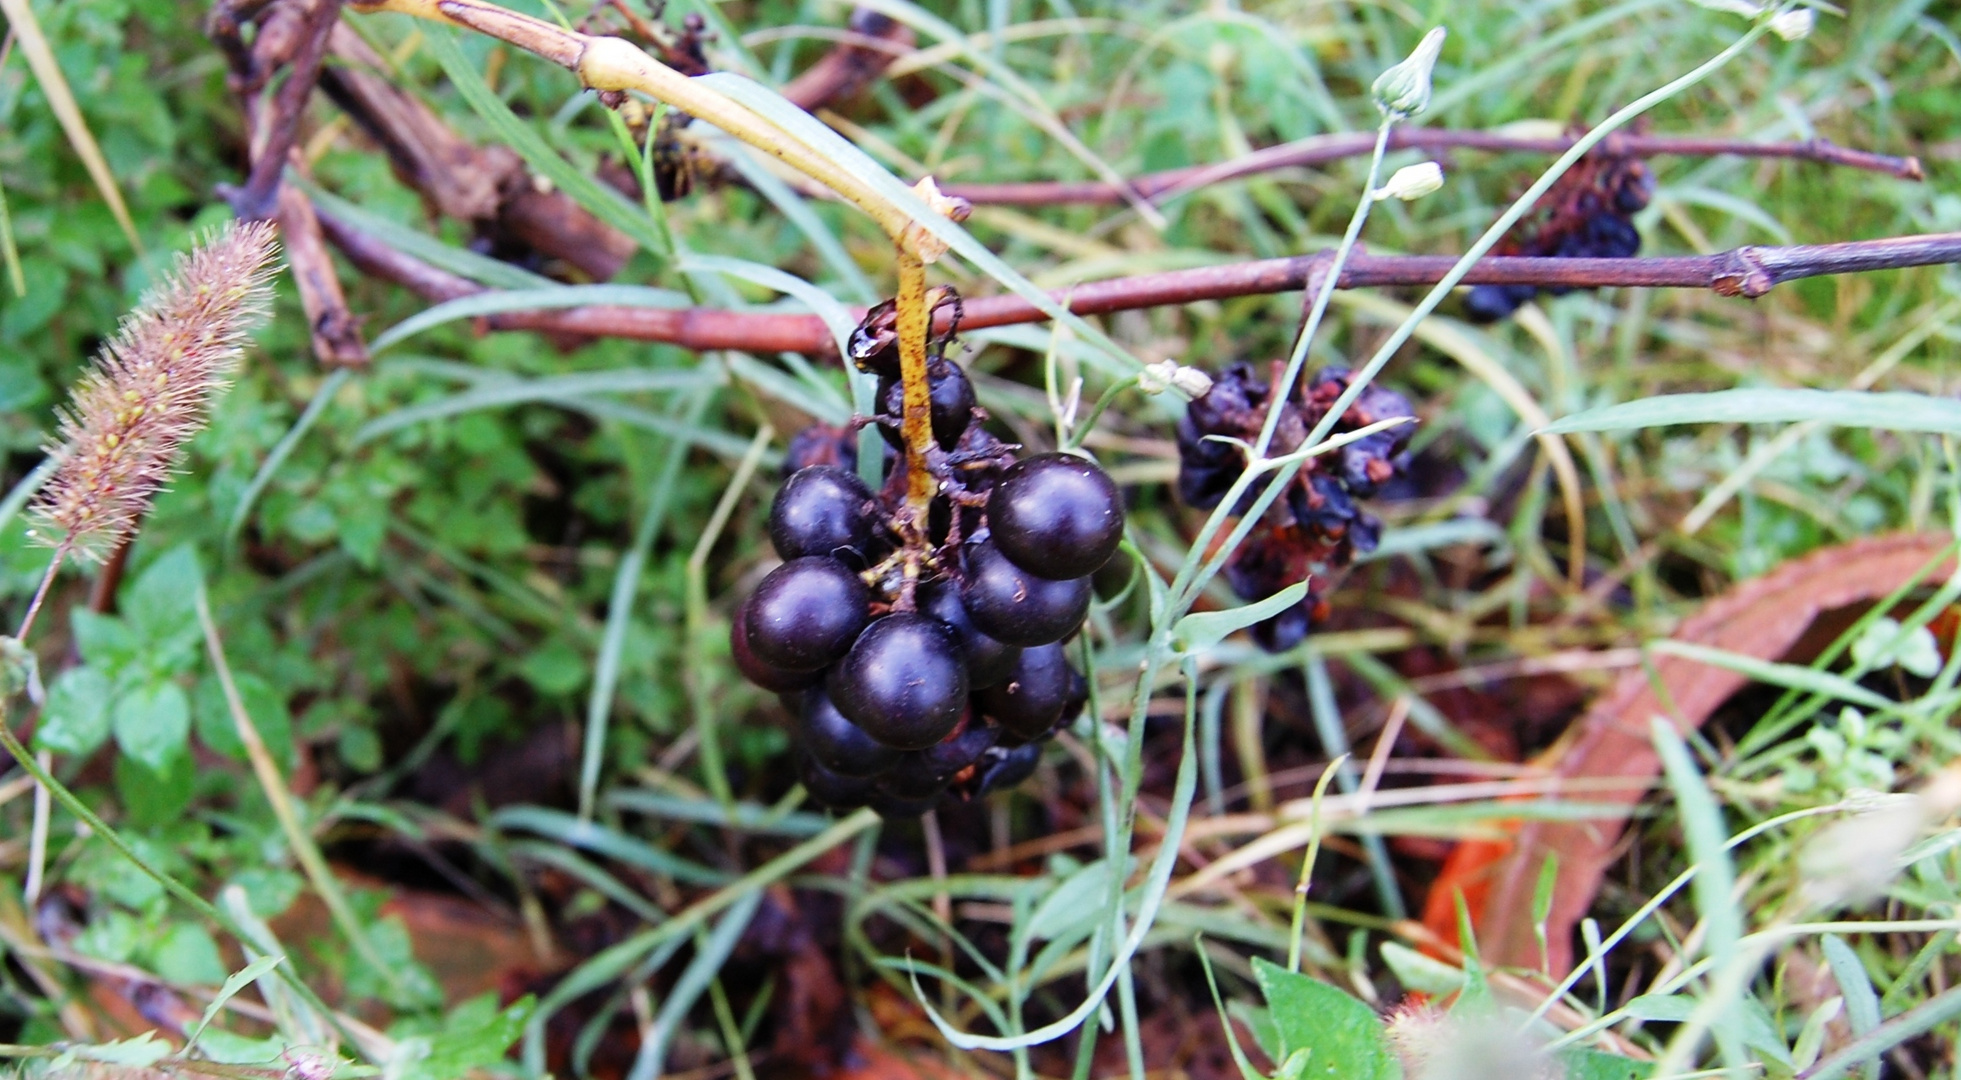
(196, 585), (399, 993)
(1252, 119), (1393, 458)
(1287, 756), (1347, 973)
(1296, 21), (1775, 455)
(0, 698), (363, 1056)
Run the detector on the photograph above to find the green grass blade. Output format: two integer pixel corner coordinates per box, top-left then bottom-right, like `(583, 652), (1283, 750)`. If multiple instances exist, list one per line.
(626, 890), (767, 1080)
(0, 0), (142, 253)
(226, 368), (353, 547)
(369, 284), (695, 354)
(1542, 390), (1961, 436)
(425, 26), (671, 260)
(352, 367), (720, 444)
(302, 181), (554, 290)
(1647, 640), (1896, 712)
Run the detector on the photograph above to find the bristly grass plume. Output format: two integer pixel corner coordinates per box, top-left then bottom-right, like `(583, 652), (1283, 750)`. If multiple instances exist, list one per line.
(29, 220), (279, 563)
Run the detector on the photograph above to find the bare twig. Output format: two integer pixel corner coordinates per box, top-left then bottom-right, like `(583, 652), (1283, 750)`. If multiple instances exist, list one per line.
(317, 211), (1961, 358)
(780, 9), (916, 112)
(318, 22), (638, 282)
(940, 128), (1925, 206)
(277, 184), (371, 366)
(225, 0), (344, 221)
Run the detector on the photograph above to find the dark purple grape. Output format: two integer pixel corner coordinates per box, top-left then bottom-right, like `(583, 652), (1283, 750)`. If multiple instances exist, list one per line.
(784, 423), (858, 475)
(988, 453), (1124, 580)
(847, 299), (900, 377)
(801, 689), (902, 777)
(918, 579), (1021, 688)
(959, 541), (1091, 647)
(976, 643), (1077, 743)
(802, 755), (873, 810)
(1464, 283), (1537, 323)
(731, 600), (823, 692)
(881, 723), (997, 800)
(977, 744), (1041, 795)
(744, 558), (870, 672)
(876, 357), (975, 451)
(827, 614), (969, 750)
(769, 466), (875, 562)
(1251, 601), (1315, 653)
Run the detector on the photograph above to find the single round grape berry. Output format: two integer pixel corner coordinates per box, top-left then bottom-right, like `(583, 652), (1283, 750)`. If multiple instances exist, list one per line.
(730, 599), (823, 692)
(977, 744), (1041, 795)
(960, 541), (1090, 647)
(976, 643), (1077, 743)
(918, 579), (1021, 688)
(881, 722), (997, 800)
(769, 465), (875, 562)
(744, 557), (870, 672)
(877, 357), (976, 451)
(827, 614), (969, 750)
(801, 754), (873, 810)
(801, 689), (901, 777)
(988, 453), (1124, 580)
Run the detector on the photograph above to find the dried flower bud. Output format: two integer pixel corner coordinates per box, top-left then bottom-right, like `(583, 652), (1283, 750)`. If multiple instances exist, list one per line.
(905, 176), (972, 264)
(1374, 161), (1445, 201)
(1372, 27), (1446, 118)
(30, 221), (280, 561)
(1769, 7), (1815, 40)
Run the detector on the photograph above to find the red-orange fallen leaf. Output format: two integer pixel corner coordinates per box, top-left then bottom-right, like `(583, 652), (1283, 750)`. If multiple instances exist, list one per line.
(1459, 533), (1955, 973)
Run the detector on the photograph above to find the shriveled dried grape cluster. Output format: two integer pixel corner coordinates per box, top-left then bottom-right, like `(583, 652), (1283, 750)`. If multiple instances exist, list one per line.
(733, 297), (1123, 818)
(1177, 364), (1416, 651)
(1464, 143), (1655, 322)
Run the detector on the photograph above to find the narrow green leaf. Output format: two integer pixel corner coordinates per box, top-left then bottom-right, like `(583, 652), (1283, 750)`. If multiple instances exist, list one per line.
(1172, 579), (1311, 652)
(426, 27), (670, 260)
(1541, 389), (1961, 436)
(183, 954), (286, 1053)
(1822, 933), (1883, 1080)
(1648, 639), (1894, 711)
(370, 284), (694, 354)
(353, 367), (719, 443)
(302, 182), (552, 289)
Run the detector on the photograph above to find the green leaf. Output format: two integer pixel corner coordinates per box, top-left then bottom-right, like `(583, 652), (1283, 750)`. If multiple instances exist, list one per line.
(1379, 941), (1464, 996)
(1025, 859), (1116, 942)
(1250, 957), (1400, 1080)
(400, 994), (536, 1080)
(149, 923), (228, 985)
(193, 1030), (288, 1066)
(124, 542), (203, 644)
(36, 665), (112, 756)
(1540, 389), (1961, 436)
(184, 954), (285, 1053)
(76, 1032), (172, 1067)
(1559, 1047), (1655, 1080)
(1821, 934), (1882, 1080)
(69, 609), (139, 675)
(113, 679), (190, 770)
(195, 672), (295, 772)
(1173, 579), (1311, 653)
(114, 750), (194, 827)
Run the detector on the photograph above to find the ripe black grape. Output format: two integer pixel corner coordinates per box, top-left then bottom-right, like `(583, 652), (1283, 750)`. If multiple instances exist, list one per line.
(729, 603), (823, 692)
(743, 557), (870, 672)
(959, 540), (1090, 647)
(918, 578), (1021, 688)
(977, 744), (1041, 795)
(988, 453), (1124, 580)
(876, 357), (975, 451)
(881, 722), (996, 800)
(769, 465), (875, 562)
(827, 614), (969, 750)
(801, 689), (901, 777)
(975, 642), (1077, 743)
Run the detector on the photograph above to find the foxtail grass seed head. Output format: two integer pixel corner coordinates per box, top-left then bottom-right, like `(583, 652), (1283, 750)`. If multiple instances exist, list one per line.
(29, 221), (280, 561)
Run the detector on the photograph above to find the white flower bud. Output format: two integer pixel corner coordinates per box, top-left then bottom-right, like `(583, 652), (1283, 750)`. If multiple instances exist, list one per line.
(1137, 359), (1178, 395)
(1374, 161), (1445, 202)
(1769, 7), (1815, 40)
(1170, 366), (1214, 399)
(1372, 27), (1446, 118)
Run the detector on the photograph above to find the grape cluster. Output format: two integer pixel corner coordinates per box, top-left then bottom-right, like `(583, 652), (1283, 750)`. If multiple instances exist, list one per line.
(1175, 364), (1415, 651)
(733, 298), (1122, 818)
(1464, 148), (1655, 323)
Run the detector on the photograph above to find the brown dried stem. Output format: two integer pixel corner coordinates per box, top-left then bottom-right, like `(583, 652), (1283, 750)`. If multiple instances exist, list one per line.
(780, 9), (916, 112)
(317, 215), (1961, 357)
(226, 0), (344, 221)
(940, 128), (1925, 207)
